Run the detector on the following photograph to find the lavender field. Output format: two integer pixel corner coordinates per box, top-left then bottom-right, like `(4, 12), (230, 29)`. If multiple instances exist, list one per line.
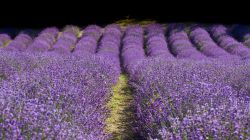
(0, 23), (249, 140)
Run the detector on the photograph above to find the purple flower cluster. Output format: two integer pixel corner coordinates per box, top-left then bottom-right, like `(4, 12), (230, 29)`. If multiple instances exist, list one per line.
(145, 24), (174, 58)
(209, 24), (228, 39)
(0, 52), (30, 82)
(189, 27), (238, 59)
(130, 58), (250, 139)
(209, 25), (250, 59)
(121, 25), (146, 74)
(3, 33), (32, 52)
(74, 25), (102, 55)
(27, 27), (59, 52)
(0, 51), (57, 83)
(51, 26), (79, 54)
(0, 34), (11, 48)
(168, 25), (207, 60)
(0, 54), (118, 139)
(97, 24), (122, 76)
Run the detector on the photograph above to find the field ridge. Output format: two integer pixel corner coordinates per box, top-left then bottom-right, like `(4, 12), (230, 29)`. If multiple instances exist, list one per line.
(105, 74), (138, 140)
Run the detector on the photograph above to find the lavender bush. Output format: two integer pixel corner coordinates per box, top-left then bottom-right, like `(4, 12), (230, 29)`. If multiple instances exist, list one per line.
(167, 24), (207, 60)
(3, 33), (32, 52)
(27, 27), (59, 52)
(74, 25), (102, 55)
(209, 25), (250, 59)
(208, 24), (228, 39)
(51, 26), (79, 54)
(189, 26), (238, 59)
(145, 24), (174, 58)
(121, 24), (146, 74)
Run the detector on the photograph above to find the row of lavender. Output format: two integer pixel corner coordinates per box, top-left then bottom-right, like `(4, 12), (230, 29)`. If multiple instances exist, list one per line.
(209, 25), (250, 59)
(1, 24), (250, 60)
(122, 25), (250, 139)
(0, 25), (123, 139)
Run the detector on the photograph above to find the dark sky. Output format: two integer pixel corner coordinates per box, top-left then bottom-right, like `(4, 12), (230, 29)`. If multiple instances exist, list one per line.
(0, 1), (249, 28)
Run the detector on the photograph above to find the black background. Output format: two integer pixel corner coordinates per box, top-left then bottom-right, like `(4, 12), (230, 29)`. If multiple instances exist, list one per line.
(0, 0), (249, 29)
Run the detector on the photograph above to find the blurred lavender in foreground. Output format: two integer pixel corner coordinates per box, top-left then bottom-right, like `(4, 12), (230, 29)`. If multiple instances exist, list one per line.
(130, 58), (250, 139)
(0, 54), (119, 139)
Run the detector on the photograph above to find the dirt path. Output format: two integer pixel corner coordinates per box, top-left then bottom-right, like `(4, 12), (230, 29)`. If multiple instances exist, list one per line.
(105, 74), (138, 140)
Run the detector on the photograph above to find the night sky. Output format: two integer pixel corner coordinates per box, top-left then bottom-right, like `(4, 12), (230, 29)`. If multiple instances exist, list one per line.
(0, 1), (248, 29)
